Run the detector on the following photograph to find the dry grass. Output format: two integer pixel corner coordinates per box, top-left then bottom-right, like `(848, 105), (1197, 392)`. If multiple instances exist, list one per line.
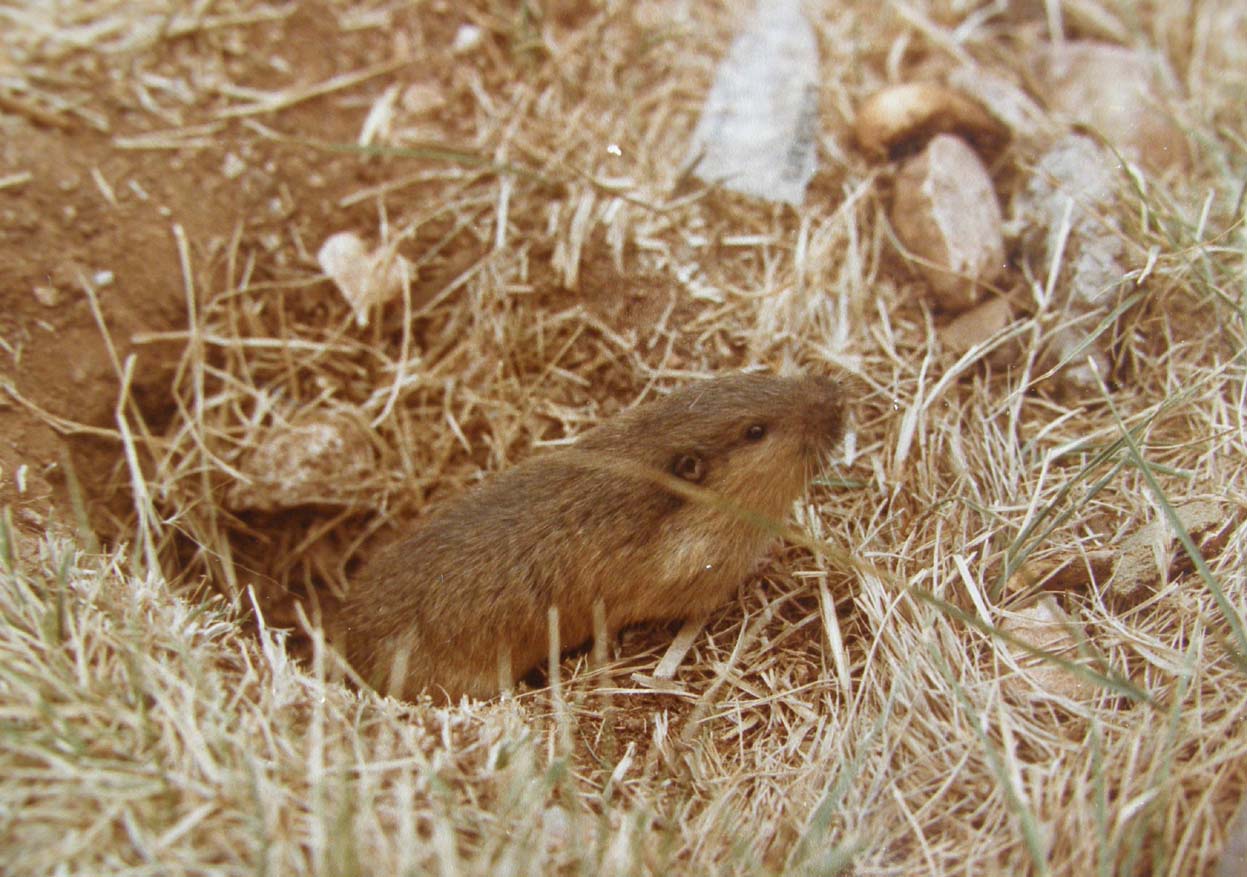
(3, 0), (1247, 874)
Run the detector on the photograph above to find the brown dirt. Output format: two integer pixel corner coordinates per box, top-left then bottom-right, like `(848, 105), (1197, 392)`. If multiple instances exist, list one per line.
(0, 4), (455, 539)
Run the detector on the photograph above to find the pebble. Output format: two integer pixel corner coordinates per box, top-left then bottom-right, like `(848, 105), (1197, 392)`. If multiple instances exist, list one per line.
(228, 408), (376, 512)
(317, 231), (413, 328)
(854, 81), (1009, 160)
(1035, 41), (1188, 173)
(938, 295), (1018, 365)
(1008, 134), (1122, 393)
(1001, 599), (1093, 703)
(1110, 500), (1229, 601)
(891, 134), (1006, 311)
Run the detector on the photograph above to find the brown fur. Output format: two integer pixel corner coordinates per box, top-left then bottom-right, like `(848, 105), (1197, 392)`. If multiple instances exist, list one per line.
(340, 373), (847, 701)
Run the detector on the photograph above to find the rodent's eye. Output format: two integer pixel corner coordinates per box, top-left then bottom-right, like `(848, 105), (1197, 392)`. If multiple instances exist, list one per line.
(745, 423), (767, 442)
(672, 453), (706, 483)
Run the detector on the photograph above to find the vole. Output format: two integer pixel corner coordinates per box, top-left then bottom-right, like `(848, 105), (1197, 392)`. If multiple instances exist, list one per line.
(340, 372), (846, 701)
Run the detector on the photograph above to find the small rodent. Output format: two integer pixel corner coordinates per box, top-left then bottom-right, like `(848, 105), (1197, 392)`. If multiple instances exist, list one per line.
(340, 372), (847, 701)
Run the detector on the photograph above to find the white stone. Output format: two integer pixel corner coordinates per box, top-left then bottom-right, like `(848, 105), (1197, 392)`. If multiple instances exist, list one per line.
(1001, 600), (1093, 703)
(1009, 134), (1123, 392)
(222, 152), (247, 180)
(939, 295), (1018, 366)
(452, 24), (483, 54)
(317, 231), (412, 328)
(1035, 41), (1188, 173)
(891, 134), (1005, 311)
(684, 0), (819, 205)
(229, 408), (375, 511)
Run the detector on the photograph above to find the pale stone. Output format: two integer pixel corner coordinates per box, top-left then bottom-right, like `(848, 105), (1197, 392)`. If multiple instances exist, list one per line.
(939, 296), (1018, 365)
(891, 134), (1005, 311)
(1001, 600), (1094, 702)
(1035, 41), (1189, 173)
(684, 0), (819, 205)
(1008, 134), (1123, 394)
(1110, 501), (1229, 600)
(317, 231), (412, 328)
(229, 408), (376, 511)
(855, 82), (1009, 160)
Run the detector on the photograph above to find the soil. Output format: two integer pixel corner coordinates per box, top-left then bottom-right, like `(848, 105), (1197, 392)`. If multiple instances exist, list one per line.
(0, 4), (457, 541)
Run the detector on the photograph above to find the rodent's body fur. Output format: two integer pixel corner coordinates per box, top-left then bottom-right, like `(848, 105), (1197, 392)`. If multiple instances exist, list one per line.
(341, 373), (846, 701)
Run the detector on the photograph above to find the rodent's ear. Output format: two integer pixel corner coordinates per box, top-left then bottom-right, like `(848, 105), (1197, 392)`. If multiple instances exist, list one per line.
(672, 452), (706, 483)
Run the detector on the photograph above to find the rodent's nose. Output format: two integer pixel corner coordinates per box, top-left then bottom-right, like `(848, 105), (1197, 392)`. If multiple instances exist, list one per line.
(804, 375), (847, 440)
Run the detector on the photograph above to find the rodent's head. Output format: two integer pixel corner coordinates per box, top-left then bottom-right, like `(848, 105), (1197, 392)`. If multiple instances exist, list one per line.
(578, 373), (847, 518)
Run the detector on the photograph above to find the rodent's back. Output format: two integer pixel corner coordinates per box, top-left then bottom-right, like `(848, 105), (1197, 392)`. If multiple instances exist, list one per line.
(344, 453), (695, 699)
(341, 372), (846, 701)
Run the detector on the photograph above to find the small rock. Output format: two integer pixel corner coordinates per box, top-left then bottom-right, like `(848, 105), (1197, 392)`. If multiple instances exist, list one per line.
(946, 67), (1050, 142)
(1035, 41), (1188, 173)
(854, 82), (1009, 160)
(1110, 500), (1233, 600)
(92, 270), (115, 288)
(452, 24), (483, 54)
(228, 408), (376, 512)
(683, 0), (819, 206)
(1001, 599), (1094, 702)
(891, 134), (1006, 311)
(222, 152), (247, 180)
(32, 285), (60, 307)
(1008, 134), (1123, 393)
(317, 232), (413, 328)
(938, 295), (1018, 365)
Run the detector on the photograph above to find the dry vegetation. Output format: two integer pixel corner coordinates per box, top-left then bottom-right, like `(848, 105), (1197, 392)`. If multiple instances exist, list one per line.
(2, 0), (1246, 874)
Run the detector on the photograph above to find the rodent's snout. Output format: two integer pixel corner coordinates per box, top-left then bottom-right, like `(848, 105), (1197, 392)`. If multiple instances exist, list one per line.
(800, 375), (848, 447)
